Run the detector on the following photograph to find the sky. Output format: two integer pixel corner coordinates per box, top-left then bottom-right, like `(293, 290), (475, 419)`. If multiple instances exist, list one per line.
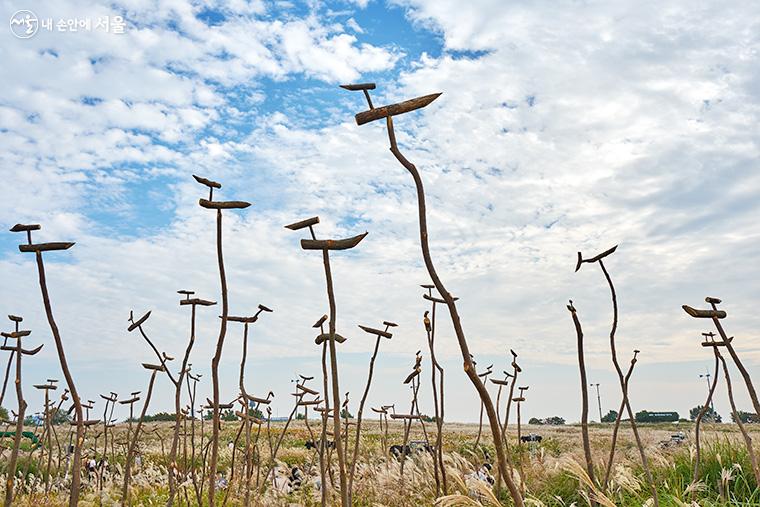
(1, 0), (759, 425)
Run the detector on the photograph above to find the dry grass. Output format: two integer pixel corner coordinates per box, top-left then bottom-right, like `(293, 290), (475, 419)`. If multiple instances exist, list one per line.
(2, 419), (759, 505)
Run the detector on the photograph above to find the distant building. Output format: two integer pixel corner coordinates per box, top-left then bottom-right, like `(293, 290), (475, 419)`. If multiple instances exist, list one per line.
(635, 410), (679, 423)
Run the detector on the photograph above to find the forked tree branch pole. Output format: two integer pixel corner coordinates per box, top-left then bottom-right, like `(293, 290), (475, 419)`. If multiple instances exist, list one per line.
(602, 350), (638, 489)
(576, 249), (658, 506)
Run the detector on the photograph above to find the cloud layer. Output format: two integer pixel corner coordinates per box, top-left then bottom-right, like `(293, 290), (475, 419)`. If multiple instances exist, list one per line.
(1, 0), (759, 423)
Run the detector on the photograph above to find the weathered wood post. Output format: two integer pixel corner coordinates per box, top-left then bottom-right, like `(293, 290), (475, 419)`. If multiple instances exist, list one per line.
(1, 315), (43, 507)
(194, 174), (251, 506)
(11, 223), (84, 507)
(285, 216), (367, 507)
(342, 83), (524, 506)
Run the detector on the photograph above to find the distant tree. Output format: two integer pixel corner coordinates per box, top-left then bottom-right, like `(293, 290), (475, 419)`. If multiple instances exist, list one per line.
(732, 411), (760, 424)
(601, 410), (618, 423)
(23, 414), (41, 426)
(340, 408), (353, 419)
(51, 408), (71, 425)
(690, 405), (722, 423)
(421, 415), (437, 423)
(0, 406), (8, 421)
(296, 413), (305, 420)
(196, 409), (237, 421)
(248, 407), (264, 419)
(528, 417), (543, 425)
(134, 412), (177, 423)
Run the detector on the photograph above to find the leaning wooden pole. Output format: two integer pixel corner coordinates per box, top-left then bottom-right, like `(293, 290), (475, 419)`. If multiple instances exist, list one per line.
(567, 301), (596, 503)
(168, 291), (216, 507)
(691, 347), (720, 494)
(342, 84), (524, 506)
(3, 326), (27, 507)
(716, 349), (760, 486)
(348, 322), (394, 501)
(602, 350), (639, 489)
(121, 366), (161, 506)
(0, 349), (14, 408)
(11, 224), (84, 507)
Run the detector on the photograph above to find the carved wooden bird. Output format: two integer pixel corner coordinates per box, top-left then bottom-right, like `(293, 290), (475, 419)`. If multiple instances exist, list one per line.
(403, 353), (423, 384)
(423, 311), (431, 332)
(478, 364), (493, 378)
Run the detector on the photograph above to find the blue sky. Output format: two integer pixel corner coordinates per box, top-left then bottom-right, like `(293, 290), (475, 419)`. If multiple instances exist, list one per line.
(1, 0), (760, 424)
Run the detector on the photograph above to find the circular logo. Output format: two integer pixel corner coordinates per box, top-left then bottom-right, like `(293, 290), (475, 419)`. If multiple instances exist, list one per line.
(10, 10), (39, 39)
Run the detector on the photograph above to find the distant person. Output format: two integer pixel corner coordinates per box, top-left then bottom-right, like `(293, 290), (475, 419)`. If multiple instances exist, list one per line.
(86, 457), (97, 478)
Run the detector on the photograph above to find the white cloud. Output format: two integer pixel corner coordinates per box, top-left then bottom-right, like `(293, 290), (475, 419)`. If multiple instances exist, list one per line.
(2, 0), (760, 423)
(346, 17), (363, 34)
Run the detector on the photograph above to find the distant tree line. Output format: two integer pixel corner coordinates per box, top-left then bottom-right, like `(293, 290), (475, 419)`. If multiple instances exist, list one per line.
(689, 405), (722, 423)
(128, 408), (266, 423)
(732, 411), (760, 423)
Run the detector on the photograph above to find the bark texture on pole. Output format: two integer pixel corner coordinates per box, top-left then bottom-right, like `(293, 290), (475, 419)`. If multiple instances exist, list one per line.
(4, 338), (26, 507)
(597, 259), (658, 506)
(602, 352), (638, 489)
(384, 117), (524, 507)
(167, 301), (204, 506)
(568, 301), (596, 496)
(426, 304), (447, 495)
(348, 334), (382, 501)
(208, 208), (229, 507)
(717, 350), (760, 486)
(34, 252), (85, 507)
(321, 250), (350, 507)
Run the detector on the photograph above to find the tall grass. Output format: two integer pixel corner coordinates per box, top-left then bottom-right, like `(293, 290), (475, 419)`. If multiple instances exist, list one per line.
(1, 421), (759, 506)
